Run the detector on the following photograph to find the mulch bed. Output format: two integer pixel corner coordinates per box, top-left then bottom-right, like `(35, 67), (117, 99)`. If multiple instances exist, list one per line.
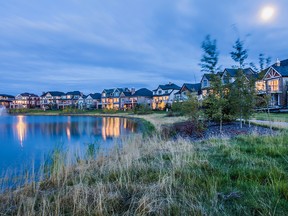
(162, 121), (275, 140)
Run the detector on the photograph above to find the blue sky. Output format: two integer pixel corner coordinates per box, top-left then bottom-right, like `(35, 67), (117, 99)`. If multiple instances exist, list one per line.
(0, 0), (287, 95)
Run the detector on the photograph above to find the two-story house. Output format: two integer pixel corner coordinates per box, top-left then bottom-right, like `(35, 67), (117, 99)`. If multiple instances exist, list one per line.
(152, 83), (181, 110)
(58, 91), (83, 109)
(261, 59), (288, 107)
(200, 74), (214, 97)
(0, 94), (14, 108)
(102, 88), (130, 109)
(10, 93), (40, 109)
(40, 91), (65, 109)
(78, 93), (102, 109)
(174, 83), (202, 101)
(120, 88), (153, 110)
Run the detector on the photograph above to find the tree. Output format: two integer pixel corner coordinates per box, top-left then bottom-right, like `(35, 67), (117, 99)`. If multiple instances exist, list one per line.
(230, 38), (248, 69)
(228, 69), (256, 128)
(250, 53), (272, 72)
(203, 74), (230, 132)
(200, 35), (220, 74)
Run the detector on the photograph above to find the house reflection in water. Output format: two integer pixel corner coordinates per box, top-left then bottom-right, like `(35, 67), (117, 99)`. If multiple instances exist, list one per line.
(66, 116), (71, 141)
(15, 116), (27, 147)
(101, 117), (137, 141)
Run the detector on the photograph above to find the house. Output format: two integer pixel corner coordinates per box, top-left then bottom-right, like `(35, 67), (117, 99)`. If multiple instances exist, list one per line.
(40, 91), (65, 109)
(101, 88), (130, 109)
(78, 93), (102, 109)
(0, 94), (14, 108)
(174, 83), (202, 101)
(221, 68), (257, 84)
(58, 91), (83, 109)
(120, 88), (153, 109)
(260, 59), (288, 107)
(10, 93), (40, 109)
(200, 74), (214, 97)
(152, 82), (181, 110)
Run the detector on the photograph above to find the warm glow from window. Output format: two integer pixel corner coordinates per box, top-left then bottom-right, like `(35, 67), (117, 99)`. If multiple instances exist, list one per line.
(267, 79), (279, 92)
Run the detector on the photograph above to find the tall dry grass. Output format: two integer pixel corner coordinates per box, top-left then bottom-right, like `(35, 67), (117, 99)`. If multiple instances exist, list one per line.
(1, 131), (288, 215)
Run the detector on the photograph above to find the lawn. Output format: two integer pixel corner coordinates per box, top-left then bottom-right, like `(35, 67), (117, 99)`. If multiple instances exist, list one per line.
(253, 112), (288, 122)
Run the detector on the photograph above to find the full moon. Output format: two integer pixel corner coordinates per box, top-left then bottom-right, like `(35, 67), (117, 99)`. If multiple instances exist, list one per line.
(261, 6), (275, 21)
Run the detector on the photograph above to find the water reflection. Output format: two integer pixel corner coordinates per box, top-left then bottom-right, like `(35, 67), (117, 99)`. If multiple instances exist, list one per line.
(15, 116), (27, 147)
(1, 116), (139, 176)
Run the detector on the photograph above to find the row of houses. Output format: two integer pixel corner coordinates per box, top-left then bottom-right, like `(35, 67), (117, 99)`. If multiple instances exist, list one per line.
(1, 59), (288, 110)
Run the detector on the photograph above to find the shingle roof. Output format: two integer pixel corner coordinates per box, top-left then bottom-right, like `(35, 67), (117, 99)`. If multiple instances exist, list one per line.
(41, 91), (65, 97)
(19, 92), (39, 97)
(154, 83), (181, 91)
(224, 68), (256, 77)
(271, 59), (288, 76)
(183, 83), (201, 92)
(133, 88), (153, 97)
(0, 94), (15, 98)
(66, 91), (82, 96)
(89, 93), (101, 99)
(122, 92), (132, 97)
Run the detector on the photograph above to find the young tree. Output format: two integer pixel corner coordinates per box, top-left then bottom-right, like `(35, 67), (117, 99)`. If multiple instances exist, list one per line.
(228, 70), (256, 128)
(200, 35), (220, 74)
(250, 53), (272, 72)
(203, 74), (230, 132)
(230, 38), (248, 69)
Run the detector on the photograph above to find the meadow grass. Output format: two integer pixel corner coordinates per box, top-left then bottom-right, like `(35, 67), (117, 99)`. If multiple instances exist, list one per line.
(1, 130), (288, 215)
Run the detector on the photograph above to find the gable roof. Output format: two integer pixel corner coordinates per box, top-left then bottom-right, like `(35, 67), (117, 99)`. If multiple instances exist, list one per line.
(201, 73), (214, 82)
(183, 83), (201, 92)
(66, 91), (82, 96)
(271, 59), (288, 76)
(0, 94), (15, 98)
(133, 88), (153, 97)
(19, 92), (39, 97)
(41, 91), (65, 97)
(154, 83), (181, 91)
(224, 68), (256, 77)
(89, 93), (101, 100)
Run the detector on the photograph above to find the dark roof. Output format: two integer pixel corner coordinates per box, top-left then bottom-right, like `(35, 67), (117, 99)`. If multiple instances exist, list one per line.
(183, 83), (201, 92)
(19, 92), (39, 97)
(133, 88), (153, 97)
(89, 93), (101, 99)
(66, 91), (82, 96)
(154, 83), (181, 91)
(41, 91), (65, 97)
(202, 73), (214, 81)
(224, 68), (256, 77)
(102, 89), (115, 95)
(0, 94), (15, 98)
(271, 59), (288, 76)
(122, 92), (132, 97)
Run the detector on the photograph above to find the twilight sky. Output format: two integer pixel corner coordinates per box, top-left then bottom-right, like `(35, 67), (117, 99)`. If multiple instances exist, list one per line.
(0, 0), (287, 95)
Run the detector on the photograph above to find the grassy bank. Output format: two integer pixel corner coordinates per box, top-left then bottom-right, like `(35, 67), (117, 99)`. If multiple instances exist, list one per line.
(1, 131), (288, 215)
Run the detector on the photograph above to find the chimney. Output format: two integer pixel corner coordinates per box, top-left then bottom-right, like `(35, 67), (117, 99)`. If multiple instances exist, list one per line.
(276, 58), (280, 67)
(131, 88), (136, 95)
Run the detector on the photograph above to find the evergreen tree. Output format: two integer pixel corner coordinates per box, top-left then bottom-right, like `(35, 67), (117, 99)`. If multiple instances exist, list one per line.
(200, 35), (220, 74)
(230, 38), (248, 69)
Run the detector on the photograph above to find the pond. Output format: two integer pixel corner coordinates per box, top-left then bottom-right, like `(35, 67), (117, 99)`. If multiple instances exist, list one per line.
(0, 115), (140, 177)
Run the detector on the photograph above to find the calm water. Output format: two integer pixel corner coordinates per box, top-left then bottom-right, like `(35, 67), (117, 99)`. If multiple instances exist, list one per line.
(0, 115), (139, 175)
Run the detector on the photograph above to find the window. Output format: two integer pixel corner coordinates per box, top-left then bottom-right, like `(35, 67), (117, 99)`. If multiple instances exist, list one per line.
(158, 90), (162, 94)
(165, 90), (168, 94)
(203, 79), (208, 87)
(102, 93), (106, 97)
(256, 81), (266, 91)
(267, 79), (279, 92)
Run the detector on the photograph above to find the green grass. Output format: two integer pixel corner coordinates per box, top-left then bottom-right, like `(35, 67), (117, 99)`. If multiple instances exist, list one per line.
(253, 112), (288, 122)
(1, 131), (288, 215)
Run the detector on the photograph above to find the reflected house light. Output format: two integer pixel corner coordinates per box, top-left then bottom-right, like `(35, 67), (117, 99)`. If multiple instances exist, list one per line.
(102, 117), (120, 139)
(66, 116), (71, 141)
(16, 116), (27, 147)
